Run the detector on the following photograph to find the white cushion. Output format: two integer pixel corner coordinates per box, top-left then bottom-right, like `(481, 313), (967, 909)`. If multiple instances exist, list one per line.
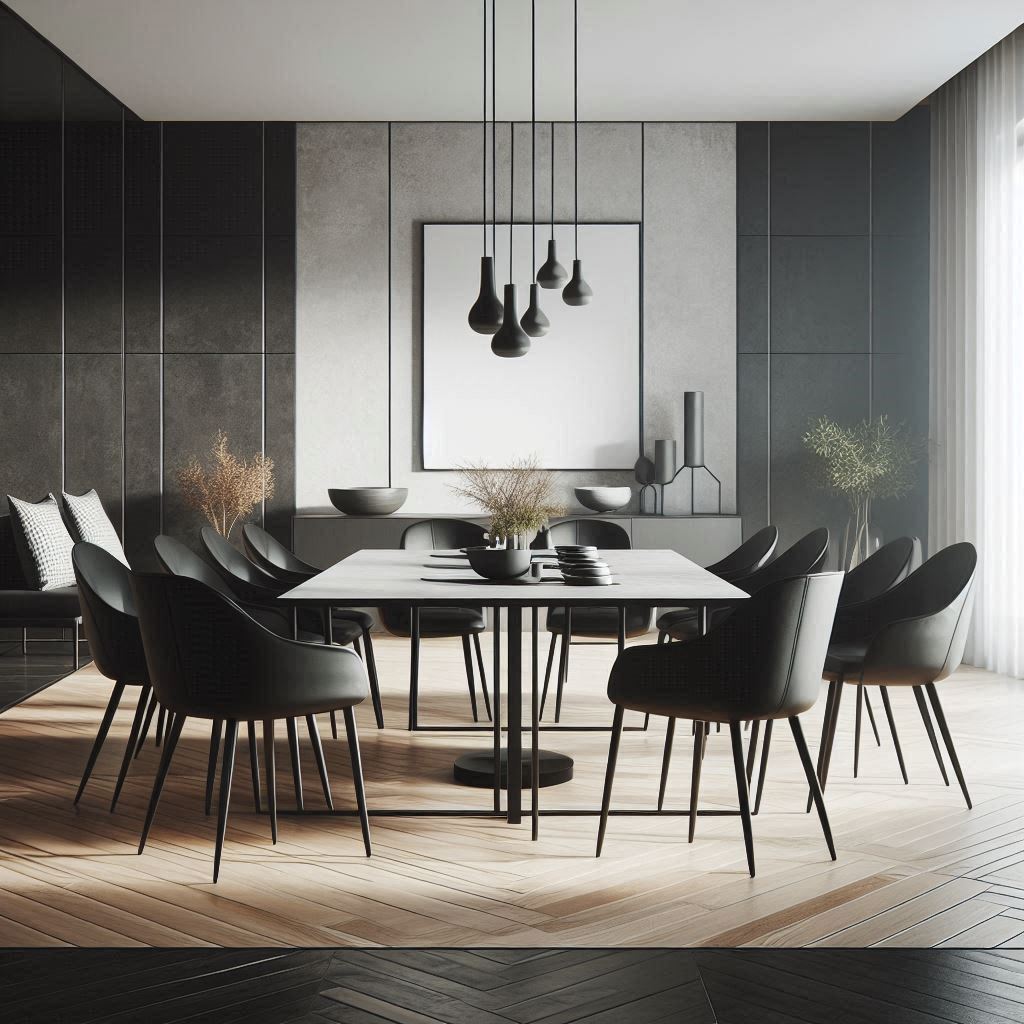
(6, 494), (76, 591)
(62, 490), (129, 567)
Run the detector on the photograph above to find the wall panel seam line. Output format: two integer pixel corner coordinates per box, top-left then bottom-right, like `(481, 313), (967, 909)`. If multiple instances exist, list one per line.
(60, 60), (66, 494)
(120, 107), (126, 543)
(388, 121), (393, 489)
(159, 121), (165, 534)
(868, 123), (874, 418)
(766, 121), (772, 526)
(261, 121), (267, 527)
(639, 122), (645, 462)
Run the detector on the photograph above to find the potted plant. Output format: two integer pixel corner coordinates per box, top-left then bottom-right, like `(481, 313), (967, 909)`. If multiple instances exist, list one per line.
(803, 415), (922, 569)
(449, 456), (565, 549)
(177, 430), (275, 541)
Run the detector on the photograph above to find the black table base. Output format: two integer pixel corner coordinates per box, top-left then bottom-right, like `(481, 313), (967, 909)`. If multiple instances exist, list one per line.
(453, 747), (574, 789)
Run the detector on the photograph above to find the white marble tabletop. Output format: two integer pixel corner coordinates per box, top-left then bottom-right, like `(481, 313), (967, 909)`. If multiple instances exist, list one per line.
(279, 548), (747, 608)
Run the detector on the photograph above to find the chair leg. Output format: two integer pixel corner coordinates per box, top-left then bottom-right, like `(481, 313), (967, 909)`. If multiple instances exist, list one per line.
(362, 629), (386, 729)
(596, 705), (625, 857)
(155, 705), (166, 747)
(473, 632), (492, 721)
(407, 608), (420, 731)
(808, 678), (844, 812)
(134, 691), (158, 759)
(854, 684), (864, 778)
(263, 720), (277, 844)
(286, 717), (304, 811)
(247, 721), (261, 813)
(205, 720), (222, 816)
(879, 686), (909, 785)
(110, 685), (151, 812)
(21, 627), (27, 655)
(688, 720), (703, 843)
(74, 681), (126, 806)
(343, 707), (372, 856)
(72, 620), (80, 671)
(658, 630), (668, 644)
(306, 714), (333, 810)
(330, 710), (338, 739)
(863, 689), (881, 746)
(555, 609), (571, 723)
(728, 722), (756, 878)
(213, 720), (239, 883)
(745, 720), (761, 785)
(539, 633), (557, 719)
(753, 719), (773, 815)
(462, 634), (480, 723)
(925, 683), (972, 809)
(813, 680), (837, 786)
(657, 717), (676, 811)
(913, 685), (950, 786)
(790, 716), (836, 861)
(138, 714), (185, 854)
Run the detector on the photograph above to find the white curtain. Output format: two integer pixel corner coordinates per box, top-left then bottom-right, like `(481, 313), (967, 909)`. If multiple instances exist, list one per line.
(930, 27), (1024, 675)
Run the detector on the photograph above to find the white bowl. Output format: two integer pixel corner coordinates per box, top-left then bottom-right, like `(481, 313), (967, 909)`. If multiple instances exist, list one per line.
(574, 486), (632, 513)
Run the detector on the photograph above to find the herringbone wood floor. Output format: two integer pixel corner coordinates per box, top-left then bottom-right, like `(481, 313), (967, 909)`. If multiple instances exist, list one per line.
(0, 633), (1022, 948)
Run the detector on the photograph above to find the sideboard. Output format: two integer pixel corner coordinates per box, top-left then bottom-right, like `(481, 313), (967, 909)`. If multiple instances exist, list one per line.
(292, 513), (743, 569)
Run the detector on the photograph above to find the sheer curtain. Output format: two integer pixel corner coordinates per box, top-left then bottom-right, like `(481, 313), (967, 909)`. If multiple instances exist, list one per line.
(930, 27), (1024, 675)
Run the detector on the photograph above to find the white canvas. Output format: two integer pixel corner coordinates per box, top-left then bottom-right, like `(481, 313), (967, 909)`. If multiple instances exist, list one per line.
(422, 222), (641, 469)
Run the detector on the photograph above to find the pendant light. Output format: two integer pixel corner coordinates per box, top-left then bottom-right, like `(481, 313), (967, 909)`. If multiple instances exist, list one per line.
(468, 0), (502, 334)
(520, 0), (549, 338)
(536, 93), (566, 284)
(491, 126), (531, 357)
(562, 0), (592, 307)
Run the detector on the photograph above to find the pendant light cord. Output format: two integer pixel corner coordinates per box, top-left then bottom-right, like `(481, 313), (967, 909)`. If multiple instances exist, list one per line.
(482, 0), (487, 255)
(573, 0), (579, 259)
(531, 0), (536, 282)
(509, 126), (514, 284)
(491, 0), (496, 261)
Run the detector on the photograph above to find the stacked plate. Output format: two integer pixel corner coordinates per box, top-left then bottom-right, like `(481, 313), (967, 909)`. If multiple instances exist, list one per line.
(554, 545), (615, 587)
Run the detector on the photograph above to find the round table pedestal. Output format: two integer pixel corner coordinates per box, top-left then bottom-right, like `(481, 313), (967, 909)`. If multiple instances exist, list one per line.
(453, 748), (574, 789)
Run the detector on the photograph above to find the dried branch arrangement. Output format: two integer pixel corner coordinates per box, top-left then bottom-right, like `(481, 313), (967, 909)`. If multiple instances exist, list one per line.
(176, 431), (274, 539)
(449, 455), (565, 544)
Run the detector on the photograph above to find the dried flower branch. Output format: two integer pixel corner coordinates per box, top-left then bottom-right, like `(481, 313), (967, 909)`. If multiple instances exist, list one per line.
(449, 456), (565, 543)
(176, 431), (274, 539)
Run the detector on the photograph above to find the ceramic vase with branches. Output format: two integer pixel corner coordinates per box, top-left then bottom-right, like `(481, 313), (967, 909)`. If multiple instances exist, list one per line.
(803, 415), (922, 569)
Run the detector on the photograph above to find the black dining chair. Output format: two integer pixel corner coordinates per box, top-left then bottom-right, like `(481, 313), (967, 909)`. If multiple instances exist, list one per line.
(657, 527), (829, 642)
(71, 543), (152, 811)
(201, 526), (384, 731)
(155, 533), (339, 815)
(597, 572), (844, 877)
(532, 519), (651, 723)
(812, 542), (977, 809)
(380, 518), (491, 728)
(131, 572), (371, 881)
(241, 523), (384, 727)
(705, 525), (780, 581)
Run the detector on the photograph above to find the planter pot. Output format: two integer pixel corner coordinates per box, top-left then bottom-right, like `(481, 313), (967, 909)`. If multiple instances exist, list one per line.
(328, 487), (408, 516)
(465, 546), (533, 580)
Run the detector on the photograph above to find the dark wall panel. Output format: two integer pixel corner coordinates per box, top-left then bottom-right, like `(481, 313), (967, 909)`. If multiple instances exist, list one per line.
(123, 354), (161, 569)
(0, 355), (62, 503)
(162, 355), (264, 542)
(0, 237), (61, 353)
(265, 353), (295, 542)
(736, 354), (769, 529)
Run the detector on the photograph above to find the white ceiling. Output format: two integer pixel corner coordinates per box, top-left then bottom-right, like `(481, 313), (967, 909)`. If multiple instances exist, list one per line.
(9, 0), (1023, 122)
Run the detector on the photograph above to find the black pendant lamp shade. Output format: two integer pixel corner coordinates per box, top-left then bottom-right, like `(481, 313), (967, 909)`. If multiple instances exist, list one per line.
(469, 255), (503, 334)
(521, 282), (550, 336)
(562, 258), (592, 306)
(492, 284), (531, 357)
(537, 237), (568, 288)
(468, 0), (502, 335)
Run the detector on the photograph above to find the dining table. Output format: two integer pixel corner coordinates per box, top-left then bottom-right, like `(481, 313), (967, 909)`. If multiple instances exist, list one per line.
(281, 547), (747, 839)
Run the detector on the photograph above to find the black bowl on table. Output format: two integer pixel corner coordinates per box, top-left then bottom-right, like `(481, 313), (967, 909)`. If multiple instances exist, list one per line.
(465, 546), (533, 580)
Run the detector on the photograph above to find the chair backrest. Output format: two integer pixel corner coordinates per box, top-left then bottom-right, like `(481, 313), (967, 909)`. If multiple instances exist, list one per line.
(839, 536), (915, 607)
(201, 526), (281, 594)
(400, 518), (486, 551)
(610, 572), (843, 721)
(154, 534), (237, 601)
(241, 523), (316, 578)
(740, 527), (829, 595)
(534, 519), (631, 550)
(706, 525), (779, 579)
(71, 542), (147, 683)
(847, 542), (978, 684)
(0, 514), (29, 588)
(131, 572), (367, 720)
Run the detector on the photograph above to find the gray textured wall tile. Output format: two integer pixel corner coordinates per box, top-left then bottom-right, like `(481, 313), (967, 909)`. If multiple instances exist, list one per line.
(770, 354), (870, 559)
(124, 354), (161, 569)
(737, 354), (768, 534)
(162, 354), (263, 543)
(771, 122), (869, 235)
(0, 237), (61, 353)
(736, 122), (769, 235)
(64, 353), (123, 533)
(124, 234), (160, 353)
(873, 234), (928, 356)
(872, 108), (930, 237)
(265, 352), (295, 543)
(64, 235), (122, 353)
(0, 355), (62, 509)
(737, 236), (768, 353)
(265, 234), (296, 354)
(771, 236), (869, 353)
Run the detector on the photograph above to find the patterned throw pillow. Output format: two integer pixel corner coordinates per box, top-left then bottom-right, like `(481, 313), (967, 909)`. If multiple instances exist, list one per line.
(6, 494), (76, 591)
(62, 490), (129, 567)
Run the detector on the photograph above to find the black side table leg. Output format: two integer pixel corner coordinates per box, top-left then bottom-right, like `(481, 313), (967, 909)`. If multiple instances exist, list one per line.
(506, 606), (522, 825)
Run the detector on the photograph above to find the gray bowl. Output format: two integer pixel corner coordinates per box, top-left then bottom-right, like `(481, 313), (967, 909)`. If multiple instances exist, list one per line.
(574, 486), (632, 513)
(466, 546), (533, 580)
(328, 487), (409, 516)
